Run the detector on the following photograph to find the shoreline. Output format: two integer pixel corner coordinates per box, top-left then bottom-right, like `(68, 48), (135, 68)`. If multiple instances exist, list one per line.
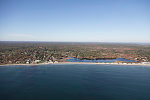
(58, 62), (150, 66)
(0, 62), (150, 66)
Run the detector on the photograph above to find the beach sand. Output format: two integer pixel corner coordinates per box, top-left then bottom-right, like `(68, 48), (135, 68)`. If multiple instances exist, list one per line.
(1, 62), (150, 66)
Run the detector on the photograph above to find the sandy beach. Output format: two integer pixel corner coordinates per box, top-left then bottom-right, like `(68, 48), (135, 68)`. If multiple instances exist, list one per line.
(57, 62), (150, 66)
(1, 62), (150, 66)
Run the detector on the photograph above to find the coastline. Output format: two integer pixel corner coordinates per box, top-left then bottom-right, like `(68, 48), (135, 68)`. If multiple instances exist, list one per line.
(0, 62), (56, 66)
(0, 62), (150, 66)
(58, 62), (150, 66)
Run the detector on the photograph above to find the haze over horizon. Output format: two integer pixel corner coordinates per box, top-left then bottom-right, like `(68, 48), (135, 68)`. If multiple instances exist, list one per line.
(0, 0), (150, 43)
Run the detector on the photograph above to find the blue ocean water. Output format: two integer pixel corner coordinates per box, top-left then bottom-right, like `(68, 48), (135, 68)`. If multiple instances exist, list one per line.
(66, 58), (137, 63)
(0, 64), (150, 100)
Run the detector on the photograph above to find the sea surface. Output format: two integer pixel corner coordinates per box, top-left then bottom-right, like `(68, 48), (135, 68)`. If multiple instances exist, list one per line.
(0, 64), (150, 100)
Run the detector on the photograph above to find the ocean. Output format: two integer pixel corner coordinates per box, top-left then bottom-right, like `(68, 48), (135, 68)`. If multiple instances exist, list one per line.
(0, 64), (150, 100)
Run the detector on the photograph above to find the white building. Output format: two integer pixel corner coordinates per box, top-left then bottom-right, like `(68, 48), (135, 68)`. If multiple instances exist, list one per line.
(54, 61), (58, 63)
(34, 60), (41, 63)
(141, 62), (150, 64)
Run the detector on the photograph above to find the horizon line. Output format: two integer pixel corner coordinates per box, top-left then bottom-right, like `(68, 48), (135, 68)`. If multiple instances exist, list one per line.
(0, 41), (150, 44)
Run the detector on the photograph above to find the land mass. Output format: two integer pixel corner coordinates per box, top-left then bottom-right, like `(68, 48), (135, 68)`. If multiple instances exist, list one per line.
(0, 41), (150, 65)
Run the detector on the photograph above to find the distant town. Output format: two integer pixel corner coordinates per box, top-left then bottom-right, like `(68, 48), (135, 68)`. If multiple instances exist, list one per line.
(0, 42), (150, 65)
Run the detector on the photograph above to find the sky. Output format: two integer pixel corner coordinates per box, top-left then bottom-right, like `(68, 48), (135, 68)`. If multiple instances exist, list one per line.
(0, 0), (150, 43)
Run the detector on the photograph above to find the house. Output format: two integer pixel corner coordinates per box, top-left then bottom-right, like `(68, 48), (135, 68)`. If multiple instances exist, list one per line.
(141, 62), (150, 64)
(34, 60), (41, 63)
(54, 61), (58, 63)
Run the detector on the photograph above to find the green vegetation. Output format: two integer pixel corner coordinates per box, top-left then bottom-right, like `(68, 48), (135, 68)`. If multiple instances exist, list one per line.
(0, 42), (150, 65)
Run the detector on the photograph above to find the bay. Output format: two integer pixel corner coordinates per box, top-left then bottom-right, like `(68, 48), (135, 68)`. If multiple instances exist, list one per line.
(0, 64), (150, 100)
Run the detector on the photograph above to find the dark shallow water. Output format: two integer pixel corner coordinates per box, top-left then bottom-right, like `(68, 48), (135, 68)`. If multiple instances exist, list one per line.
(66, 57), (137, 63)
(0, 64), (150, 100)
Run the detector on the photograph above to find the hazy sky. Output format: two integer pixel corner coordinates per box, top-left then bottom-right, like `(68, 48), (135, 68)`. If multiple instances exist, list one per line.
(0, 0), (150, 42)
